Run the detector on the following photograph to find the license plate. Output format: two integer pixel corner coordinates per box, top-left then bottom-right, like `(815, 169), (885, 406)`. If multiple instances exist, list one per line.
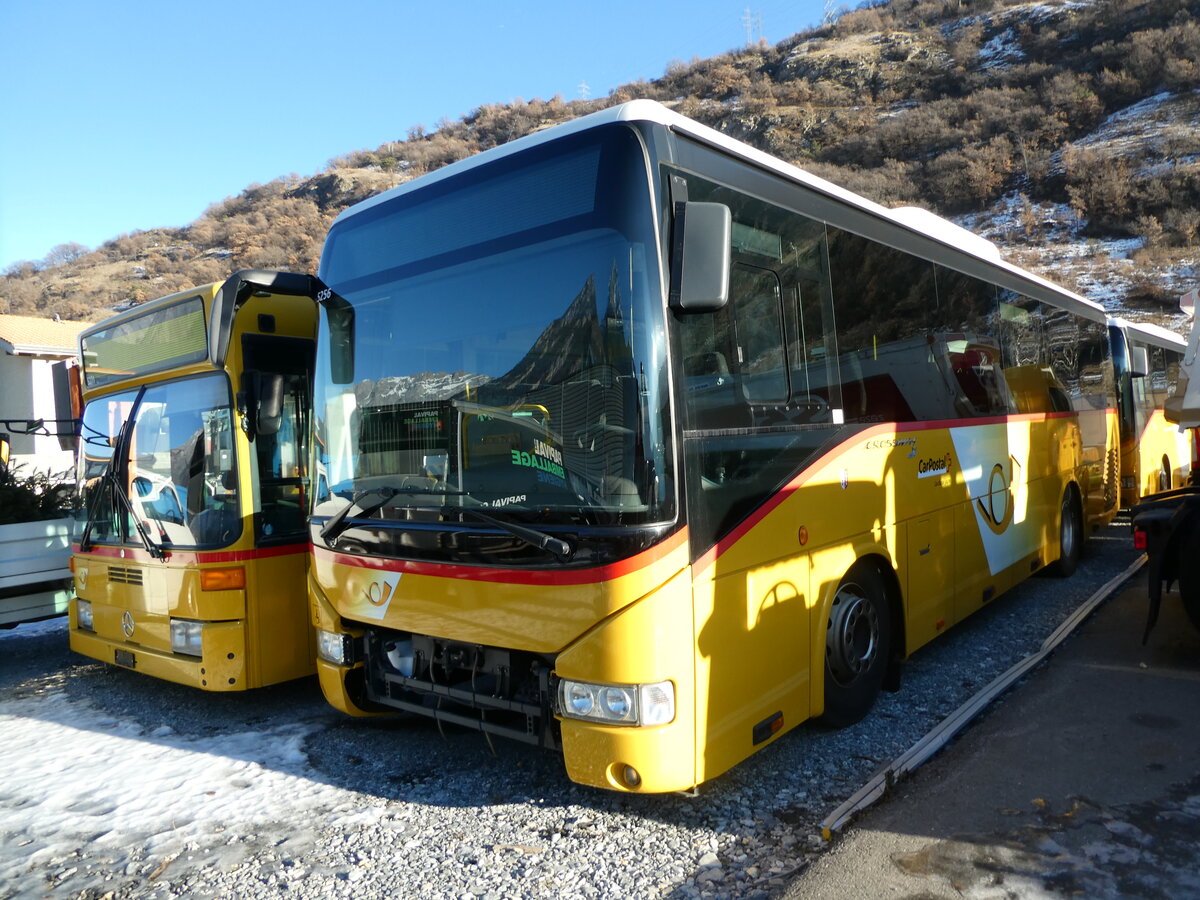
(114, 649), (136, 669)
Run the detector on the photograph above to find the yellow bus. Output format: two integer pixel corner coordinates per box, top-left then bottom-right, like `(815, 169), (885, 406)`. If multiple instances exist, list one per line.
(1110, 317), (1191, 506)
(306, 101), (1119, 792)
(70, 271), (320, 690)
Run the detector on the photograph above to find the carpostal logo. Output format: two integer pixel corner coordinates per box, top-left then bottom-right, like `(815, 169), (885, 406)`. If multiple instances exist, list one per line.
(917, 453), (952, 479)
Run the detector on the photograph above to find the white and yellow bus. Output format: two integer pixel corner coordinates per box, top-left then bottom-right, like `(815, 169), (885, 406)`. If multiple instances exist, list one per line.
(1110, 317), (1191, 506)
(71, 271), (320, 689)
(306, 101), (1119, 792)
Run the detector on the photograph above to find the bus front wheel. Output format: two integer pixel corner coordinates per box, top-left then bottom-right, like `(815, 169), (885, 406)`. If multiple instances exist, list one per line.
(821, 563), (891, 728)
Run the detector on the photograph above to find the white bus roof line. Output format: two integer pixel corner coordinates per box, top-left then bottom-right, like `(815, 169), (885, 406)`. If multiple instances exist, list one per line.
(1109, 316), (1187, 349)
(331, 99), (1104, 316)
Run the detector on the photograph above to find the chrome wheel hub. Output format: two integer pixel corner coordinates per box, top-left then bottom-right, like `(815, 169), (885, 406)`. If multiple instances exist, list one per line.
(826, 584), (880, 687)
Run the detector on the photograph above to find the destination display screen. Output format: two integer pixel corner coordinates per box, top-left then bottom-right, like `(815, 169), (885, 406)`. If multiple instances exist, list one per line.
(81, 296), (208, 387)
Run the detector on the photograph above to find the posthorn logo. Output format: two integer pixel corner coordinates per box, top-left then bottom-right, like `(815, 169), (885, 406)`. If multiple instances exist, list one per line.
(360, 571), (402, 619)
(977, 460), (1016, 534)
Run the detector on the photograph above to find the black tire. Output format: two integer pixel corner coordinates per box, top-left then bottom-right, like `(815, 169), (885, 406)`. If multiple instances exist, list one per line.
(821, 562), (891, 728)
(1046, 488), (1083, 578)
(1174, 527), (1200, 632)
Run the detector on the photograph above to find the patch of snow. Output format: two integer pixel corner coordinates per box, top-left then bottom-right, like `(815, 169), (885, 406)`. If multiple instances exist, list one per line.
(954, 193), (1195, 323)
(978, 27), (1024, 70)
(1090, 92), (1180, 133)
(1070, 89), (1200, 167)
(0, 689), (361, 887)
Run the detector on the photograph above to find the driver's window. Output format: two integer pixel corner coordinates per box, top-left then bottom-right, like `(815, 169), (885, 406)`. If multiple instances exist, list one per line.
(130, 377), (240, 548)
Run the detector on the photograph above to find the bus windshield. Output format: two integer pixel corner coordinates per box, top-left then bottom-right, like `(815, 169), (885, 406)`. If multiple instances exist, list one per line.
(314, 124), (671, 533)
(78, 373), (240, 549)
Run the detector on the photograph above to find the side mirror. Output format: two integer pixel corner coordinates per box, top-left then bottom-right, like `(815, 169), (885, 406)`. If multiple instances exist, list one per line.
(209, 270), (319, 368)
(323, 296), (356, 385)
(669, 202), (732, 312)
(1129, 346), (1149, 379)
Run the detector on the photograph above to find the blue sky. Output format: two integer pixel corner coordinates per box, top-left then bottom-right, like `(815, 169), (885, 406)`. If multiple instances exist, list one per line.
(0, 0), (828, 271)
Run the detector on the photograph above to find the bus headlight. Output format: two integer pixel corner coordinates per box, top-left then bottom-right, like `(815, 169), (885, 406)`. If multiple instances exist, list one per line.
(316, 629), (354, 666)
(76, 599), (93, 632)
(170, 619), (203, 657)
(557, 679), (675, 727)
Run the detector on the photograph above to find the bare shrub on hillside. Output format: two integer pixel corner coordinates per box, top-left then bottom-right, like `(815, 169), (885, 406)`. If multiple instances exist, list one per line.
(804, 158), (922, 207)
(0, 277), (44, 315)
(921, 135), (1015, 210)
(1038, 72), (1103, 134)
(1163, 208), (1200, 247)
(42, 243), (90, 269)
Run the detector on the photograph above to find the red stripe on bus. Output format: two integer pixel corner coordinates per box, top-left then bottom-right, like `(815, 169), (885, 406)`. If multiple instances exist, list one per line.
(312, 528), (689, 586)
(72, 543), (308, 565)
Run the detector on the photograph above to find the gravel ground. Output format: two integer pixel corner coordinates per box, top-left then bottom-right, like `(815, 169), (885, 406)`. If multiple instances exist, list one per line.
(0, 518), (1141, 900)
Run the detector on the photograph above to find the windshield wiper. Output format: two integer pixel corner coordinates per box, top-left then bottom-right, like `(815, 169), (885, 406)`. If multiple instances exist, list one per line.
(110, 470), (168, 559)
(79, 385), (165, 560)
(320, 487), (400, 547)
(319, 488), (573, 561)
(320, 486), (470, 546)
(455, 506), (573, 563)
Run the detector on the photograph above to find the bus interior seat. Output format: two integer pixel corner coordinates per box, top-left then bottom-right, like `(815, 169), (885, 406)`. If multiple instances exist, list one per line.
(600, 474), (642, 508)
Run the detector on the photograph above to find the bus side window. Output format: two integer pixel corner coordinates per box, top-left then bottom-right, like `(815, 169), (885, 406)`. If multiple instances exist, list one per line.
(932, 266), (1012, 417)
(825, 228), (942, 423)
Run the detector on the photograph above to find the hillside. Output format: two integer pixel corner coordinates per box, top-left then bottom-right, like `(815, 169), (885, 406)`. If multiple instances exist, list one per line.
(2, 0), (1196, 328)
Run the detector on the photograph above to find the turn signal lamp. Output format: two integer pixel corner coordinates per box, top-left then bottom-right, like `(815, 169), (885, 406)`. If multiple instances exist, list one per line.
(200, 566), (245, 591)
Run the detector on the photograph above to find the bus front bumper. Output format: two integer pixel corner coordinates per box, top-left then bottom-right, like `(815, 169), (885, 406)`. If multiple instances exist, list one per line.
(69, 608), (249, 691)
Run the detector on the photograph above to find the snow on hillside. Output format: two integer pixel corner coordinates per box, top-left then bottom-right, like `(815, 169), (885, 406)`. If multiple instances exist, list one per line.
(957, 193), (1197, 329)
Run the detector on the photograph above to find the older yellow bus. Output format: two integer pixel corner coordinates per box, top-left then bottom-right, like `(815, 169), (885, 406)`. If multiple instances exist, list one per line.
(306, 101), (1118, 792)
(71, 271), (320, 689)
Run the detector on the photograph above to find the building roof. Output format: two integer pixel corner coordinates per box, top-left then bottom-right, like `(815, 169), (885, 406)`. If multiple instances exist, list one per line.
(0, 313), (93, 357)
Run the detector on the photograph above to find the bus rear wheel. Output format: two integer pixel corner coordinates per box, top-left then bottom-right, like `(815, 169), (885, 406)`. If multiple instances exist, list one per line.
(822, 563), (891, 728)
(1046, 487), (1082, 578)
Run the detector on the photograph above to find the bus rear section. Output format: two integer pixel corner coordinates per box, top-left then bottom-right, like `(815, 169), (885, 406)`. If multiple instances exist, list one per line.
(70, 273), (318, 690)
